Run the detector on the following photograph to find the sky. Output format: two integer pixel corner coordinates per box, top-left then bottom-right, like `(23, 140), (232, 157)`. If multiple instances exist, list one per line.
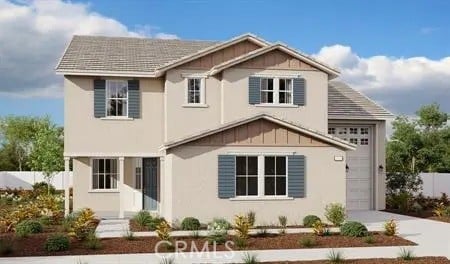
(0, 0), (449, 125)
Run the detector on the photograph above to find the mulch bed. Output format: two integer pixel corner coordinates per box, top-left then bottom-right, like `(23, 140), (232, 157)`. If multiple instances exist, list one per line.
(383, 209), (450, 223)
(264, 257), (450, 263)
(0, 232), (414, 257)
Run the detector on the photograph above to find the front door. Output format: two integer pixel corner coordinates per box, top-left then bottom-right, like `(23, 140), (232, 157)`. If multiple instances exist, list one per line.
(143, 158), (158, 211)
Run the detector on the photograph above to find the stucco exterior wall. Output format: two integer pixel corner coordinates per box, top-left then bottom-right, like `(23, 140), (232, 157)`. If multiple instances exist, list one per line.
(72, 157), (138, 218)
(222, 68), (329, 132)
(64, 76), (164, 156)
(166, 146), (346, 225)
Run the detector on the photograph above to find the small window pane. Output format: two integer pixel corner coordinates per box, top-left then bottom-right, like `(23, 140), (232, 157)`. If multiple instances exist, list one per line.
(279, 79), (286, 91)
(247, 156), (258, 175)
(99, 159), (104, 173)
(247, 177), (258, 195)
(105, 174), (111, 189)
(265, 156), (275, 175)
(93, 174), (99, 189)
(276, 177), (286, 195)
(99, 174), (105, 189)
(264, 177), (275, 195)
(276, 156), (286, 175)
(236, 177), (247, 196)
(236, 157), (247, 175)
(328, 128), (336, 134)
(111, 175), (117, 189)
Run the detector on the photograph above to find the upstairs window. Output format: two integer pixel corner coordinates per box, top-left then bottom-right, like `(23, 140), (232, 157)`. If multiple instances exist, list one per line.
(187, 78), (202, 104)
(106, 80), (128, 117)
(260, 78), (274, 104)
(279, 79), (293, 104)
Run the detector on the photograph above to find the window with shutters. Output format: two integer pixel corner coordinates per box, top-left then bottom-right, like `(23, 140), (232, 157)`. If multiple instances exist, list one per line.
(235, 155), (288, 197)
(92, 158), (118, 190)
(264, 156), (287, 196)
(260, 78), (294, 105)
(236, 156), (258, 196)
(106, 80), (128, 117)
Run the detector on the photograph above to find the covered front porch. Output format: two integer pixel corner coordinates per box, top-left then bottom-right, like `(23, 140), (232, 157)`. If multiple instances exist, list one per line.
(64, 156), (162, 219)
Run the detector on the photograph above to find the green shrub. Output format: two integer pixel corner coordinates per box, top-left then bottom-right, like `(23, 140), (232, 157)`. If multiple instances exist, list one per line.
(340, 221), (368, 237)
(61, 212), (77, 232)
(325, 203), (346, 226)
(181, 217), (201, 230)
(44, 233), (70, 252)
(32, 182), (56, 196)
(15, 220), (43, 237)
(207, 218), (230, 245)
(398, 248), (415, 260)
(147, 216), (165, 231)
(242, 252), (258, 264)
(85, 231), (101, 250)
(364, 235), (375, 244)
(210, 218), (231, 230)
(327, 249), (345, 263)
(133, 210), (152, 228)
(39, 215), (52, 226)
(0, 238), (13, 256)
(234, 237), (247, 249)
(299, 236), (316, 248)
(247, 211), (256, 227)
(303, 215), (321, 227)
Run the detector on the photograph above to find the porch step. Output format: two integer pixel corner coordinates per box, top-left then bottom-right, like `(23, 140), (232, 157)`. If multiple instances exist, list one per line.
(95, 219), (130, 238)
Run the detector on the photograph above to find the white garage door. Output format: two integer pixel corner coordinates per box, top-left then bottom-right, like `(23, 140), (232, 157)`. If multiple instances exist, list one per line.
(329, 126), (373, 210)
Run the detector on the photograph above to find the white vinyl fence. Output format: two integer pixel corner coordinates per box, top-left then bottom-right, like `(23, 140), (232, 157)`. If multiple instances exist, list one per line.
(0, 171), (73, 190)
(421, 172), (450, 197)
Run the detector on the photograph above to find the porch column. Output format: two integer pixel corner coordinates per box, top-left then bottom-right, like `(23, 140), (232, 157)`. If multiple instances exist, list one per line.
(64, 157), (70, 216)
(119, 157), (125, 218)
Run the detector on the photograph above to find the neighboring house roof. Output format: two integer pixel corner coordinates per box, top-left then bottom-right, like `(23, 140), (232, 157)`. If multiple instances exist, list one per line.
(328, 81), (394, 120)
(161, 113), (356, 151)
(55, 33), (339, 78)
(207, 43), (340, 78)
(56, 35), (219, 76)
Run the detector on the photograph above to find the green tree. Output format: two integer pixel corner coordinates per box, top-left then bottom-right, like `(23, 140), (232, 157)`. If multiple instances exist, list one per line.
(0, 116), (40, 171)
(28, 119), (64, 193)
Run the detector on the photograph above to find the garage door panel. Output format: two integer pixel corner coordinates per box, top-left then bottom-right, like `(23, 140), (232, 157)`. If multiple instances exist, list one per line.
(329, 125), (373, 211)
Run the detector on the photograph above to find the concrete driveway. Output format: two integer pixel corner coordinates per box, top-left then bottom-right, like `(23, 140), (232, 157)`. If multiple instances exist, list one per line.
(349, 210), (450, 259)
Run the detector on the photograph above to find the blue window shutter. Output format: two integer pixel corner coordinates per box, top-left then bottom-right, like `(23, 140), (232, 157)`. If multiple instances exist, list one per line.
(288, 155), (305, 198)
(293, 78), (306, 106)
(93, 79), (106, 118)
(248, 77), (261, 104)
(218, 155), (236, 198)
(128, 80), (140, 118)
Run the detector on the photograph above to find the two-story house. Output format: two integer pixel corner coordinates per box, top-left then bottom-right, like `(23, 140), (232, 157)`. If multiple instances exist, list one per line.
(56, 33), (392, 224)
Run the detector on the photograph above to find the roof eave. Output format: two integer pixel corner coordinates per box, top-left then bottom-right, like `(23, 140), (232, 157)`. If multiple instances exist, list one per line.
(55, 70), (158, 78)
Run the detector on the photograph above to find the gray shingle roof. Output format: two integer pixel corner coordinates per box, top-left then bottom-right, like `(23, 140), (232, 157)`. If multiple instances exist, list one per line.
(328, 81), (393, 119)
(56, 35), (218, 73)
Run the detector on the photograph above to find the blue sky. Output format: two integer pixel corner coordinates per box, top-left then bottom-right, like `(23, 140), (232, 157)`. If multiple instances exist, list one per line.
(0, 0), (449, 125)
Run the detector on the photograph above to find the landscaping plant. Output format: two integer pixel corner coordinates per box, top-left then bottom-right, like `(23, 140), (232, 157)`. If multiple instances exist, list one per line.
(312, 220), (327, 236)
(207, 218), (229, 245)
(398, 247), (415, 260)
(44, 233), (70, 252)
(234, 214), (251, 240)
(71, 208), (97, 240)
(384, 219), (397, 236)
(15, 220), (43, 237)
(363, 235), (375, 244)
(247, 211), (256, 227)
(123, 230), (136, 241)
(340, 221), (368, 237)
(133, 210), (152, 228)
(303, 215), (321, 227)
(278, 215), (287, 234)
(181, 217), (201, 231)
(242, 252), (258, 264)
(255, 227), (269, 237)
(85, 231), (102, 250)
(299, 235), (316, 248)
(234, 237), (247, 249)
(327, 249), (345, 263)
(325, 203), (346, 226)
(147, 216), (165, 231)
(156, 220), (172, 241)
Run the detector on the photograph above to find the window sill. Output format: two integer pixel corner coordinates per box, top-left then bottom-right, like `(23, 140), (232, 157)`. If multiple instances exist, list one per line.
(254, 104), (299, 108)
(88, 190), (119, 193)
(182, 104), (209, 108)
(229, 196), (294, 201)
(100, 117), (134, 121)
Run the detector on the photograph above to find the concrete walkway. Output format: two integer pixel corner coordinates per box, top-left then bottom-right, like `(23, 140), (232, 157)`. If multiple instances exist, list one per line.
(1, 211), (449, 264)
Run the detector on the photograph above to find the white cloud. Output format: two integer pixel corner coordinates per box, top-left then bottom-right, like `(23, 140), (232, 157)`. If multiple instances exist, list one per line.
(314, 45), (450, 115)
(420, 27), (439, 35)
(0, 0), (177, 97)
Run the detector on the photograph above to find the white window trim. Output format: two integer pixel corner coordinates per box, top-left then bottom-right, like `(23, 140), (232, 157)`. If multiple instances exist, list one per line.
(233, 154), (289, 199)
(185, 77), (206, 105)
(105, 80), (129, 118)
(89, 158), (119, 193)
(257, 77), (295, 106)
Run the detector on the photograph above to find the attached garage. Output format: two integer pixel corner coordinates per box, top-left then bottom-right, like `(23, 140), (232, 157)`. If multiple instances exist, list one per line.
(328, 126), (373, 210)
